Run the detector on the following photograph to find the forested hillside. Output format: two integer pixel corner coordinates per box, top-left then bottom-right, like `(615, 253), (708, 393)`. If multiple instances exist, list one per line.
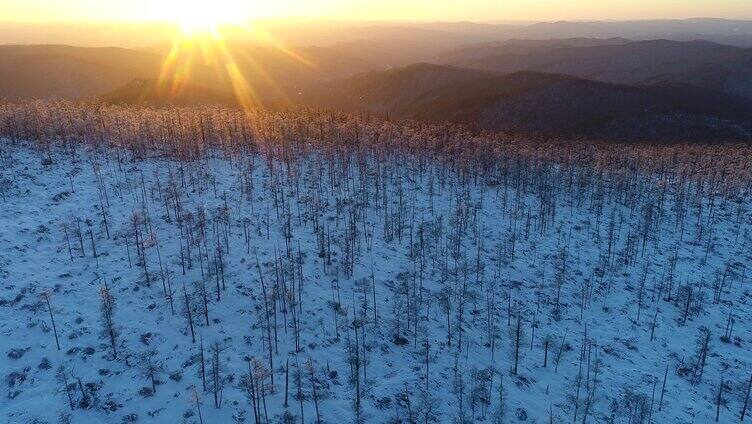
(0, 101), (751, 423)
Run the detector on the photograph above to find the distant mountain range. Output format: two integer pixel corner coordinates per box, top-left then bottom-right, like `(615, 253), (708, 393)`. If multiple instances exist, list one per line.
(2, 20), (752, 141)
(439, 39), (752, 99)
(2, 18), (752, 47)
(0, 45), (163, 100)
(0, 43), (374, 102)
(303, 63), (752, 141)
(97, 78), (236, 106)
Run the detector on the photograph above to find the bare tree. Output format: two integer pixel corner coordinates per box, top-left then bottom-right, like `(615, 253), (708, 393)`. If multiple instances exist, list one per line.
(140, 349), (164, 394)
(41, 290), (60, 351)
(99, 284), (118, 359)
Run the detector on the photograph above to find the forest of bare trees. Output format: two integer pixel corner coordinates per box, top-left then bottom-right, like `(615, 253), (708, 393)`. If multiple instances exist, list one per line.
(0, 99), (750, 423)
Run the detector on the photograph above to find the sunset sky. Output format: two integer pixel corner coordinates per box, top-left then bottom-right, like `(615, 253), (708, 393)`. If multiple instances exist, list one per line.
(2, 0), (751, 24)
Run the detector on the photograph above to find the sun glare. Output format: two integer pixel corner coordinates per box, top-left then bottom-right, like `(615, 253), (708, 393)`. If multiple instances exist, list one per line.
(154, 0), (314, 113)
(159, 0), (249, 35)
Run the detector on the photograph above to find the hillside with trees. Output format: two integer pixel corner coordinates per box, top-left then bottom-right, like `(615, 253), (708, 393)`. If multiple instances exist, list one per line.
(0, 100), (750, 423)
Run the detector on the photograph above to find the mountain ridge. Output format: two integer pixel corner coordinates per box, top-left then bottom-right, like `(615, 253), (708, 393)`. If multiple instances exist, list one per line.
(301, 63), (752, 141)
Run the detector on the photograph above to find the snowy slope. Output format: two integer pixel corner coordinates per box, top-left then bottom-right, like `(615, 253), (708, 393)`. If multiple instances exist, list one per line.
(0, 142), (751, 424)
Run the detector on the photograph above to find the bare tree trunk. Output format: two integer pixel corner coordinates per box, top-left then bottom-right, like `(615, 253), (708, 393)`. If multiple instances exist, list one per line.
(42, 292), (60, 351)
(742, 373), (752, 421)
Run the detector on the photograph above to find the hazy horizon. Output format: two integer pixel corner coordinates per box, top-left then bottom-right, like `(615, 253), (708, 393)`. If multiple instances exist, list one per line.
(1, 16), (752, 49)
(2, 16), (752, 27)
(2, 0), (752, 25)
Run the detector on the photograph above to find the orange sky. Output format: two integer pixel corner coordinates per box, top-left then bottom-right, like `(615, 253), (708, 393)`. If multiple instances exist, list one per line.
(2, 0), (751, 24)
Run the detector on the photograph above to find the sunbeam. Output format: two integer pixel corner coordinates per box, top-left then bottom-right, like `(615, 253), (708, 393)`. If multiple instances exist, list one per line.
(156, 20), (317, 111)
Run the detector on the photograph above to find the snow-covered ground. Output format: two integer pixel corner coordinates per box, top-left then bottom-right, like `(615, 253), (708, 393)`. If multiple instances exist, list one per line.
(0, 142), (750, 424)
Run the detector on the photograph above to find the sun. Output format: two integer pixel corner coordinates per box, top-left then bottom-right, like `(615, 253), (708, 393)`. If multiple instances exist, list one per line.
(156, 0), (250, 35)
(154, 0), (314, 113)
